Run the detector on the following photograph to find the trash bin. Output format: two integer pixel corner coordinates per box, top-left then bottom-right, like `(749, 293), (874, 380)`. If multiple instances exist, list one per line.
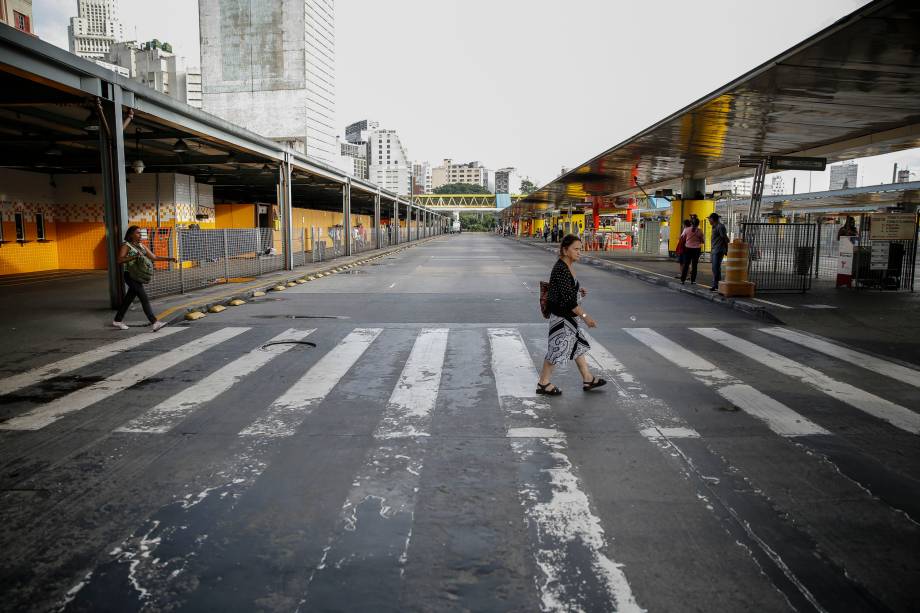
(795, 246), (814, 275)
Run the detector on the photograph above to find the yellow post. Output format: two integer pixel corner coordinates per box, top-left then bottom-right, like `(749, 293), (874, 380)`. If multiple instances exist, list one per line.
(719, 238), (755, 297)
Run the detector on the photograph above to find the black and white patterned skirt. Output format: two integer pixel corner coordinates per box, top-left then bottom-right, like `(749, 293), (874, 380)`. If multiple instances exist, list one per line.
(545, 315), (591, 365)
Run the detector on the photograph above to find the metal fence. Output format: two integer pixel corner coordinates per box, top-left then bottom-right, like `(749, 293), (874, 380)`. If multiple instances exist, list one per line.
(852, 218), (918, 291)
(742, 222), (816, 293)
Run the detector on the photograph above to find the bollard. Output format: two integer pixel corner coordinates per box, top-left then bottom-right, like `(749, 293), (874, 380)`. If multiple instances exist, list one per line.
(719, 238), (755, 297)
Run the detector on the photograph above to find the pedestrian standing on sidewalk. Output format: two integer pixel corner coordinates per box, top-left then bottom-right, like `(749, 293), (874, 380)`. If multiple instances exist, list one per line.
(680, 218), (705, 285)
(537, 234), (607, 396)
(708, 212), (729, 291)
(543, 226), (549, 242)
(113, 226), (177, 331)
(675, 219), (691, 278)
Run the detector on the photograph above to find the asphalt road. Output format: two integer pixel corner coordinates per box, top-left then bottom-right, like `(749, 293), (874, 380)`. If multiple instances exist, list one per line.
(1, 233), (918, 612)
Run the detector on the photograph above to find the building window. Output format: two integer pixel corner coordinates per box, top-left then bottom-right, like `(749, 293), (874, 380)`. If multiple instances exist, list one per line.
(14, 11), (31, 33)
(14, 212), (25, 241)
(35, 213), (47, 240)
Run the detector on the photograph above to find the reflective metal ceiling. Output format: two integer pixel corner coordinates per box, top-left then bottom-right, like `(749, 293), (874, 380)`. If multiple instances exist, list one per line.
(522, 0), (920, 209)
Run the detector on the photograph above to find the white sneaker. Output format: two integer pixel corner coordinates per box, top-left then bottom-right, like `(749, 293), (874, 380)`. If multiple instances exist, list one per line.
(151, 320), (167, 332)
(112, 321), (129, 330)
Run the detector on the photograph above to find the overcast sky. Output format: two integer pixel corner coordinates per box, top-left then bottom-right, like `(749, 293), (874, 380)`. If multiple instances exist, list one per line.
(32, 0), (920, 190)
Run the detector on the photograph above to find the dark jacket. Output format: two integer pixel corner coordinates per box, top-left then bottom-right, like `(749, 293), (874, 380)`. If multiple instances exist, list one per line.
(711, 222), (729, 254)
(547, 259), (579, 318)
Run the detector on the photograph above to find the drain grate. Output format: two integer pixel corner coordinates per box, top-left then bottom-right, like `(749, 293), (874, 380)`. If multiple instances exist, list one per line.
(261, 340), (316, 351)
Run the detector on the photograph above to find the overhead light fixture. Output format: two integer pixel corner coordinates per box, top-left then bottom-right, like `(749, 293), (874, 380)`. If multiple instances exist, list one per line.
(84, 110), (100, 132)
(44, 145), (63, 156)
(172, 138), (190, 153)
(206, 174), (217, 184)
(261, 163), (273, 174)
(131, 132), (145, 174)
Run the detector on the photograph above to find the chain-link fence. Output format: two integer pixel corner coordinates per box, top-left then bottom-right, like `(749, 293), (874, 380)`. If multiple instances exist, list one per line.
(143, 227), (285, 299)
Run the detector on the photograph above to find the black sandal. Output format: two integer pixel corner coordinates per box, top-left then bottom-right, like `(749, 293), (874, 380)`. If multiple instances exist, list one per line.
(536, 382), (562, 396)
(582, 377), (607, 391)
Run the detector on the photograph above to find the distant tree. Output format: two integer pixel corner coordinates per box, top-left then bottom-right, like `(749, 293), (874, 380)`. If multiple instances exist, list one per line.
(459, 212), (497, 231)
(433, 182), (491, 195)
(520, 179), (538, 195)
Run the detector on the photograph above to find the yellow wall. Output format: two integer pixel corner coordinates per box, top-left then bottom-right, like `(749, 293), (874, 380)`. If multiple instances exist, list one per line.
(215, 204), (257, 229)
(0, 220), (60, 274)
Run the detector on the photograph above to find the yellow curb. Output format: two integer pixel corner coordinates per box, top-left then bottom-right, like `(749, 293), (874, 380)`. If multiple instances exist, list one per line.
(185, 311), (206, 321)
(307, 276), (315, 281)
(252, 291), (266, 297)
(295, 279), (306, 284)
(208, 305), (226, 313)
(286, 281), (297, 287)
(271, 285), (286, 291)
(228, 299), (246, 306)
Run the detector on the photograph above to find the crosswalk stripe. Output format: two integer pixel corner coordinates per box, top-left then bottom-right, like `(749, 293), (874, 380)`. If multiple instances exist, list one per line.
(376, 328), (449, 439)
(761, 327), (920, 389)
(488, 328), (642, 613)
(0, 327), (185, 397)
(115, 328), (316, 434)
(584, 332), (701, 440)
(305, 329), (448, 605)
(624, 328), (829, 437)
(239, 327), (383, 437)
(0, 327), (249, 431)
(694, 328), (920, 435)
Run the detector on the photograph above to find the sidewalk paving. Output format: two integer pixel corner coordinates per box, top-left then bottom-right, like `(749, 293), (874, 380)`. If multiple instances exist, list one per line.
(510, 235), (920, 366)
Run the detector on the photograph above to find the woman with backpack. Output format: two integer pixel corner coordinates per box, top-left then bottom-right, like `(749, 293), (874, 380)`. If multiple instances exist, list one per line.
(537, 234), (607, 396)
(680, 218), (705, 285)
(674, 219), (691, 277)
(113, 225), (177, 331)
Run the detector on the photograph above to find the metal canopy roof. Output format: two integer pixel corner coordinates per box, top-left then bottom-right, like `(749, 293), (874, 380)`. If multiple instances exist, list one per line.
(0, 26), (434, 215)
(522, 0), (920, 210)
(723, 179), (920, 212)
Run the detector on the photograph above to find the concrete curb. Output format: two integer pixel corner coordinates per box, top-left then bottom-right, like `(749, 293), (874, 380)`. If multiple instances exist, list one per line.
(509, 237), (784, 325)
(157, 236), (446, 325)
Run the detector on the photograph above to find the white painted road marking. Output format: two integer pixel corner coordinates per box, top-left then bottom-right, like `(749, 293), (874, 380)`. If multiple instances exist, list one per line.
(240, 327), (382, 437)
(376, 328), (449, 439)
(0, 328), (248, 431)
(694, 328), (920, 435)
(306, 329), (449, 603)
(488, 328), (643, 613)
(0, 327), (185, 397)
(752, 297), (793, 309)
(624, 328), (829, 437)
(115, 329), (316, 434)
(761, 327), (920, 389)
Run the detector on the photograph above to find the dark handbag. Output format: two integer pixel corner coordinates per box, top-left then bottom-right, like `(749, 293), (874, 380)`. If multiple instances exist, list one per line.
(539, 281), (551, 319)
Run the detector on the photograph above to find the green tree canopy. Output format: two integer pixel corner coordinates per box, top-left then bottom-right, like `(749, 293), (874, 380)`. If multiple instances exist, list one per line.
(458, 212), (497, 232)
(520, 179), (538, 195)
(433, 182), (491, 195)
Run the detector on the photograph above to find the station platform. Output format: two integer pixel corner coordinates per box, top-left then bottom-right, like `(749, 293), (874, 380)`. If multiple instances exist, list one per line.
(510, 235), (920, 366)
(1, 238), (442, 373)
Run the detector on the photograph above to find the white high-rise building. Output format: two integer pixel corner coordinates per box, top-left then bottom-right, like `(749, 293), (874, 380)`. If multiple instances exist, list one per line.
(198, 0), (336, 162)
(369, 129), (411, 195)
(68, 0), (125, 60)
(770, 175), (785, 195)
(412, 161), (432, 194)
(103, 40), (202, 108)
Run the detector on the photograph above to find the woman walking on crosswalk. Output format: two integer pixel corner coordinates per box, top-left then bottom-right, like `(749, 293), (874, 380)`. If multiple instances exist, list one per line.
(537, 234), (607, 395)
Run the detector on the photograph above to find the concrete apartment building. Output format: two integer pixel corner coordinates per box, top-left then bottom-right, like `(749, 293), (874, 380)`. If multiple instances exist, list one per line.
(68, 0), (124, 60)
(340, 139), (367, 179)
(102, 40), (202, 108)
(0, 0), (32, 34)
(198, 0), (337, 163)
(494, 167), (521, 194)
(829, 161), (859, 190)
(412, 161), (432, 194)
(431, 159), (490, 190)
(369, 129), (411, 195)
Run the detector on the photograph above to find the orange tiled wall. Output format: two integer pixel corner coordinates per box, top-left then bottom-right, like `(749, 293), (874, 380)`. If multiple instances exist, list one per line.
(0, 220), (60, 274)
(55, 222), (108, 270)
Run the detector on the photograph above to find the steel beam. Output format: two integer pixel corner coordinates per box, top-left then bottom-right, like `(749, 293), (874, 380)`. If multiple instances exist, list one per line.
(343, 178), (352, 256)
(99, 83), (130, 309)
(280, 155), (294, 270)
